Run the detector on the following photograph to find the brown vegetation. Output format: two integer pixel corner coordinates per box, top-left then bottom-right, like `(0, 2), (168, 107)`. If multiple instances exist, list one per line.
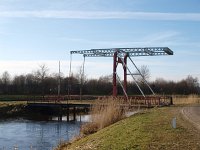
(172, 94), (200, 104)
(81, 97), (128, 135)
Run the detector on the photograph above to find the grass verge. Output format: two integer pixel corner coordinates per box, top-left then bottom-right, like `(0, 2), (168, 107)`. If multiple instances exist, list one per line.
(57, 106), (200, 150)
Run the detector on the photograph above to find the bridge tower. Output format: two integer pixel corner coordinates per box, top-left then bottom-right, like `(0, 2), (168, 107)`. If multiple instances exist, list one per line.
(70, 47), (173, 99)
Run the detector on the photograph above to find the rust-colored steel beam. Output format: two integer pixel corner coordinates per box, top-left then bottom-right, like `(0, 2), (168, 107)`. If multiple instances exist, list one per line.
(113, 51), (118, 97)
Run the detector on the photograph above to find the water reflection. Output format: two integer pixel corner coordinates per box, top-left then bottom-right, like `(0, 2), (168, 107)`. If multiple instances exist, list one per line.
(25, 121), (80, 149)
(0, 115), (85, 150)
(0, 111), (138, 149)
(52, 114), (91, 122)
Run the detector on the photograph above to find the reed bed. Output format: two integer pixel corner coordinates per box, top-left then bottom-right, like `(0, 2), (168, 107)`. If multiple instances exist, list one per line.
(172, 94), (200, 104)
(81, 97), (128, 135)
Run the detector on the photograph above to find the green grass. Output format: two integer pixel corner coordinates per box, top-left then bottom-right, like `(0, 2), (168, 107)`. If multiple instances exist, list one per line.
(0, 95), (29, 101)
(58, 106), (200, 150)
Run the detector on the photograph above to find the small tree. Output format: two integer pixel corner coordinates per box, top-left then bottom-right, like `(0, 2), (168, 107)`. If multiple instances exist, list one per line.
(35, 64), (49, 96)
(25, 73), (37, 94)
(76, 66), (87, 100)
(2, 71), (11, 85)
(1, 71), (11, 94)
(185, 75), (199, 94)
(133, 65), (151, 94)
(13, 75), (26, 94)
(139, 65), (150, 84)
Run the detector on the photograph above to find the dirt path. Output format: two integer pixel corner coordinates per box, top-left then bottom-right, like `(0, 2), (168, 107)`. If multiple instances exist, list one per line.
(182, 105), (200, 130)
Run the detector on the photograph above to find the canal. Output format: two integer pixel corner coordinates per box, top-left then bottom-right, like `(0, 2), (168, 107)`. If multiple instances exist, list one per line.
(0, 114), (90, 150)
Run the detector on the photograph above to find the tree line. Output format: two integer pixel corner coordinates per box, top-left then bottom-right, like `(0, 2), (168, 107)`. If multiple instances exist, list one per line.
(0, 64), (199, 96)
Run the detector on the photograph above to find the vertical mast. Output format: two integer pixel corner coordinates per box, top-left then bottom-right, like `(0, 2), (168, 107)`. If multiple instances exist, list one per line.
(58, 61), (61, 96)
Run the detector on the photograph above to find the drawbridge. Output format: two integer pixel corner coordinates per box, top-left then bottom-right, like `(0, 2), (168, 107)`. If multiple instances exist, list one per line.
(70, 47), (173, 107)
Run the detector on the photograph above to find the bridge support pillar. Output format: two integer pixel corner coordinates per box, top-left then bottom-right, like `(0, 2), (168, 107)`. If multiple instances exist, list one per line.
(73, 106), (76, 121)
(113, 52), (117, 97)
(112, 51), (128, 98)
(67, 106), (69, 122)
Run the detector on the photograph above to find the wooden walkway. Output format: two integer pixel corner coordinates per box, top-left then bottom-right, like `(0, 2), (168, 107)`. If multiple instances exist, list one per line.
(27, 102), (91, 109)
(27, 100), (92, 121)
(26, 95), (172, 121)
(27, 95), (173, 109)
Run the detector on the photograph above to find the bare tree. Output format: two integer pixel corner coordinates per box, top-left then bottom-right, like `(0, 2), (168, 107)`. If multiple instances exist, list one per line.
(25, 73), (36, 94)
(13, 75), (26, 94)
(1, 71), (11, 94)
(99, 74), (113, 83)
(35, 64), (49, 96)
(185, 75), (199, 94)
(76, 66), (87, 100)
(135, 65), (150, 85)
(140, 65), (150, 82)
(51, 72), (64, 96)
(1, 71), (11, 85)
(35, 64), (49, 82)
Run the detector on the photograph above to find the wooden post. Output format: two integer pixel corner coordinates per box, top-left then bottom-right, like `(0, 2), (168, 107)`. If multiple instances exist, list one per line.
(67, 106), (69, 122)
(73, 106), (76, 121)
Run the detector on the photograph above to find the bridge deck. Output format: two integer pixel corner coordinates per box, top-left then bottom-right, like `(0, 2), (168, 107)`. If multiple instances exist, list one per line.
(27, 95), (172, 109)
(27, 102), (92, 109)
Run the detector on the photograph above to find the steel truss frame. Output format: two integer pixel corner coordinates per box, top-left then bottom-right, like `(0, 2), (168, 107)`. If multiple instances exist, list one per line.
(71, 47), (173, 57)
(70, 47), (173, 98)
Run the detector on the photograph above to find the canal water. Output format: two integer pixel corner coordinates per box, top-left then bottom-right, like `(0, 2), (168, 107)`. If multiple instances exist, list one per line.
(0, 115), (90, 150)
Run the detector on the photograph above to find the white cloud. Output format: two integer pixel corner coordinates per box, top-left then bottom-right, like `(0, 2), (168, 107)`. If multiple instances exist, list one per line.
(143, 31), (179, 44)
(61, 31), (200, 51)
(0, 60), (112, 78)
(60, 31), (179, 48)
(0, 56), (197, 81)
(0, 60), (69, 77)
(0, 11), (200, 21)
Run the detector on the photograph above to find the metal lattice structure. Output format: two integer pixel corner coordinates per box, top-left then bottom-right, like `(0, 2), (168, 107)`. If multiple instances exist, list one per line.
(71, 47), (173, 57)
(70, 47), (173, 99)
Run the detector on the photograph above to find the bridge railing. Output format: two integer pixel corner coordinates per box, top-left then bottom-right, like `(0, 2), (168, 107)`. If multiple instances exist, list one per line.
(27, 95), (173, 108)
(128, 96), (172, 107)
(95, 95), (173, 108)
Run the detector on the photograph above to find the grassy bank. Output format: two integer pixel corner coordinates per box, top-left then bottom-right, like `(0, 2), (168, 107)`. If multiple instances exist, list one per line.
(0, 95), (30, 101)
(0, 101), (27, 119)
(58, 106), (200, 150)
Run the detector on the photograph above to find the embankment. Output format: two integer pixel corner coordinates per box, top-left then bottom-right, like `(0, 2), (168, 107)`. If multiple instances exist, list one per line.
(0, 102), (27, 119)
(57, 106), (200, 150)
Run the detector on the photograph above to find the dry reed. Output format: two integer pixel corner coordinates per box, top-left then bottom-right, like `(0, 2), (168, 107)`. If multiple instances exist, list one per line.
(172, 94), (200, 104)
(81, 97), (127, 135)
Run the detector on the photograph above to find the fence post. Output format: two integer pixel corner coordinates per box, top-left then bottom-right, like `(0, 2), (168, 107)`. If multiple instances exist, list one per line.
(13, 145), (18, 150)
(172, 117), (176, 129)
(170, 97), (173, 105)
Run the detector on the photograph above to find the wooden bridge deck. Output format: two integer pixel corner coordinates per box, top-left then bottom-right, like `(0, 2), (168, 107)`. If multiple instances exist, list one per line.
(27, 102), (91, 109)
(26, 95), (173, 109)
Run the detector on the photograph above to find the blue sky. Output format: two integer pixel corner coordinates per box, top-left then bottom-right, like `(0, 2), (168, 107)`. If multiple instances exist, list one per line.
(0, 0), (200, 81)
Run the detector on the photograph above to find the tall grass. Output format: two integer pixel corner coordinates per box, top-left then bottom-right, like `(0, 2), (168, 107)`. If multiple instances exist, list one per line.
(172, 94), (200, 104)
(81, 97), (128, 135)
